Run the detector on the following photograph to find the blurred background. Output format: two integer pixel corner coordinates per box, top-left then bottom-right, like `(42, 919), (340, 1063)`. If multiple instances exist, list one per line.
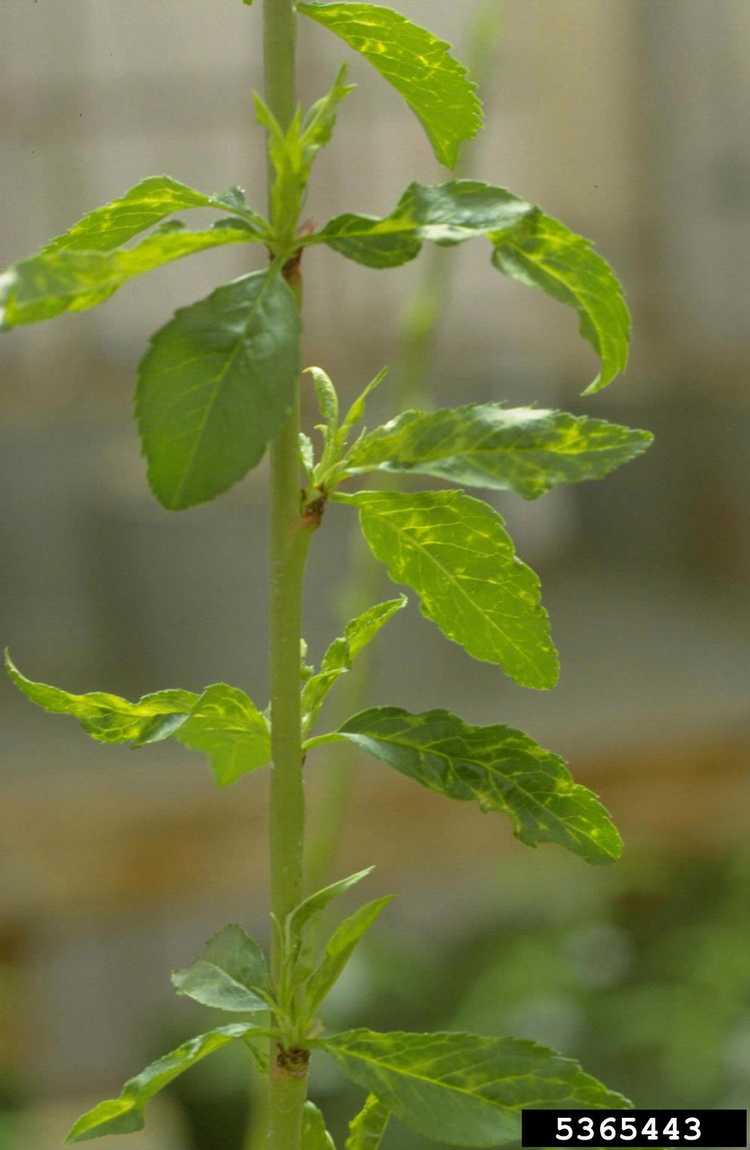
(2, 0), (750, 1146)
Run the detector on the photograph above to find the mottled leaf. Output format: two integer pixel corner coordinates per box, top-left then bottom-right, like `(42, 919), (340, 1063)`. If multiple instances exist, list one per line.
(302, 597), (407, 728)
(297, 3), (482, 168)
(346, 1095), (390, 1150)
(341, 404), (652, 498)
(172, 925), (268, 1012)
(312, 181), (629, 391)
(326, 707), (621, 864)
(306, 896), (393, 1013)
(5, 651), (196, 745)
(0, 222), (257, 328)
(175, 684), (271, 786)
(321, 1029), (631, 1148)
(65, 1024), (259, 1143)
(136, 268), (300, 509)
(336, 490), (558, 689)
(40, 174), (261, 255)
(492, 211), (630, 394)
(303, 1101), (337, 1150)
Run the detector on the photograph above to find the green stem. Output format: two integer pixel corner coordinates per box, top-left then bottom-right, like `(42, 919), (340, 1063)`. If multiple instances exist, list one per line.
(263, 2), (310, 1148)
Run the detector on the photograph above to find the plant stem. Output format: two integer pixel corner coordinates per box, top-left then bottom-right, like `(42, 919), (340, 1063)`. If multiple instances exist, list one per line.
(263, 2), (310, 1148)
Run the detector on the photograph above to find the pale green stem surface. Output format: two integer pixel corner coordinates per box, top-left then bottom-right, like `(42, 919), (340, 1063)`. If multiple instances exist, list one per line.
(264, 1), (310, 1147)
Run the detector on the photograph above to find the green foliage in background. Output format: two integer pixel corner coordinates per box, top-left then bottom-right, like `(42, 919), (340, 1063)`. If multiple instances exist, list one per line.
(2, 0), (652, 1146)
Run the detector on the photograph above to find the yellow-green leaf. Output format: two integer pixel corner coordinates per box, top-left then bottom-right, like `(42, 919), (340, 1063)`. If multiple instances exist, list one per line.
(4, 651), (196, 745)
(303, 1101), (337, 1150)
(65, 1025), (259, 1143)
(341, 404), (652, 498)
(302, 596), (407, 730)
(336, 490), (558, 689)
(321, 1029), (631, 1148)
(175, 684), (271, 786)
(346, 1095), (390, 1150)
(325, 707), (621, 864)
(313, 180), (630, 392)
(0, 222), (257, 328)
(297, 3), (482, 168)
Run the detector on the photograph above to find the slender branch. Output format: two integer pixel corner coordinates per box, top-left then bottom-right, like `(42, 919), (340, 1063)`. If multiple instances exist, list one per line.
(263, 2), (310, 1148)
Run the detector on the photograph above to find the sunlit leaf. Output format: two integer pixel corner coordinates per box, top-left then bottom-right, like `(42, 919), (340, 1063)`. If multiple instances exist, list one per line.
(5, 653), (270, 786)
(175, 684), (271, 786)
(0, 222), (258, 329)
(341, 404), (652, 498)
(137, 267), (300, 509)
(346, 1095), (390, 1150)
(297, 3), (482, 168)
(312, 181), (629, 391)
(39, 174), (263, 255)
(320, 1029), (631, 1148)
(5, 651), (196, 745)
(336, 490), (558, 689)
(324, 707), (621, 864)
(302, 597), (407, 728)
(306, 896), (393, 1013)
(65, 1024), (260, 1143)
(303, 1101), (337, 1149)
(492, 211), (630, 394)
(172, 925), (268, 1012)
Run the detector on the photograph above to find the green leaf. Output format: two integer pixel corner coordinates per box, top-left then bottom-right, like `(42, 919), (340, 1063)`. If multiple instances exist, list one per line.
(306, 896), (393, 1013)
(254, 67), (354, 240)
(341, 404), (652, 498)
(312, 181), (629, 391)
(65, 1024), (259, 1143)
(0, 221), (258, 329)
(320, 1029), (631, 1148)
(286, 868), (374, 960)
(336, 490), (558, 689)
(335, 367), (390, 456)
(326, 708), (621, 864)
(346, 1096), (390, 1150)
(6, 654), (270, 786)
(302, 596), (407, 728)
(296, 3), (482, 168)
(5, 651), (196, 745)
(175, 684), (271, 786)
(136, 267), (300, 510)
(39, 174), (261, 256)
(303, 1101), (337, 1150)
(492, 211), (630, 395)
(172, 925), (268, 1012)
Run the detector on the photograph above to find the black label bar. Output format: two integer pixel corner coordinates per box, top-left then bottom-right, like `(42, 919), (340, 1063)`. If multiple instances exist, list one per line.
(521, 1109), (748, 1149)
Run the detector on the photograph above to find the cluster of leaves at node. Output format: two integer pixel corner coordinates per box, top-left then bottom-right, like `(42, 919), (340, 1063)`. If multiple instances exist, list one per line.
(1, 0), (651, 1142)
(63, 869), (631, 1146)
